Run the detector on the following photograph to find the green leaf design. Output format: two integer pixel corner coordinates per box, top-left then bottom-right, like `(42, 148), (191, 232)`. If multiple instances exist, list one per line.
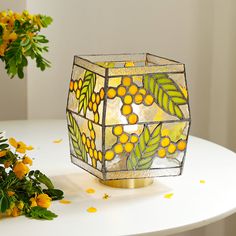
(127, 124), (161, 170)
(143, 74), (187, 119)
(78, 71), (96, 115)
(67, 112), (87, 162)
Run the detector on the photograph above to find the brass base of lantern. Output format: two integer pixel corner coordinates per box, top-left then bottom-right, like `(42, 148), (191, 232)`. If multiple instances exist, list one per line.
(99, 178), (154, 189)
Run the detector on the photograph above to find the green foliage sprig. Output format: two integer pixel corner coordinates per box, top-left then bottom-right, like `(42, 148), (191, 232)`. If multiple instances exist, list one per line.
(0, 133), (63, 220)
(0, 10), (52, 78)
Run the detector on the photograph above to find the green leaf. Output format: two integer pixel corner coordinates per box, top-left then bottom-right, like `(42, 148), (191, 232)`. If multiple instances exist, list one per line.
(127, 123), (162, 170)
(0, 194), (10, 213)
(143, 74), (187, 119)
(33, 170), (54, 189)
(26, 206), (57, 220)
(78, 71), (96, 115)
(0, 144), (9, 149)
(67, 112), (88, 162)
(43, 189), (64, 200)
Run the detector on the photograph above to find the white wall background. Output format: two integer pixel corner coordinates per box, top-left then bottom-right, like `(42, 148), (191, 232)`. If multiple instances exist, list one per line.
(1, 0), (236, 235)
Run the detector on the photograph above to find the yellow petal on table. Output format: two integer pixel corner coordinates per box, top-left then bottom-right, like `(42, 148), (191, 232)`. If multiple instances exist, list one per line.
(86, 188), (95, 194)
(53, 139), (63, 144)
(87, 207), (97, 213)
(200, 180), (206, 184)
(59, 199), (71, 204)
(103, 193), (110, 200)
(164, 193), (174, 199)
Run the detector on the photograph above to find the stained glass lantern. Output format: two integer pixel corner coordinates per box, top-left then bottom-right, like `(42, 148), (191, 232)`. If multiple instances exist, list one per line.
(66, 53), (191, 188)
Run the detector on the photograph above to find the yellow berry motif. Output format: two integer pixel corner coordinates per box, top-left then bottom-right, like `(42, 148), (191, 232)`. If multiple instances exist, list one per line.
(154, 131), (188, 159)
(130, 134), (139, 143)
(134, 93), (143, 104)
(144, 94), (154, 106)
(76, 90), (80, 99)
(114, 143), (123, 154)
(168, 143), (176, 154)
(105, 150), (115, 161)
(78, 79), (83, 89)
(108, 127), (141, 158)
(161, 137), (170, 147)
(123, 95), (133, 105)
(128, 113), (138, 125)
(113, 125), (123, 136)
(119, 133), (129, 144)
(158, 148), (166, 158)
(121, 105), (132, 116)
(129, 84), (138, 95)
(69, 81), (74, 91)
(73, 81), (78, 92)
(81, 120), (104, 168)
(94, 112), (99, 123)
(122, 76), (132, 86)
(107, 87), (116, 99)
(88, 120), (93, 131)
(124, 142), (134, 153)
(117, 86), (127, 97)
(177, 140), (187, 151)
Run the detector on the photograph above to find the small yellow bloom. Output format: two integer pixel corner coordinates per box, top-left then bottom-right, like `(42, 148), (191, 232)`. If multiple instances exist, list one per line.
(17, 201), (24, 210)
(53, 139), (62, 144)
(30, 197), (37, 207)
(9, 138), (33, 153)
(86, 188), (95, 194)
(22, 156), (33, 166)
(87, 207), (97, 213)
(0, 150), (7, 158)
(7, 191), (15, 197)
(59, 199), (71, 204)
(103, 193), (110, 200)
(36, 194), (51, 208)
(13, 161), (29, 179)
(11, 207), (21, 217)
(164, 193), (174, 199)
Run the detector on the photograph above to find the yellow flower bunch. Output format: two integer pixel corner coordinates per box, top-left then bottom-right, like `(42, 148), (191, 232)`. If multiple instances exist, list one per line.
(0, 133), (63, 220)
(0, 10), (52, 78)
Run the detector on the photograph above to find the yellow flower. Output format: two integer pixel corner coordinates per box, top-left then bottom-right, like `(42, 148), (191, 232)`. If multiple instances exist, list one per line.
(30, 197), (37, 207)
(22, 156), (33, 166)
(11, 207), (21, 217)
(36, 194), (51, 208)
(0, 150), (7, 158)
(13, 161), (29, 179)
(7, 191), (15, 197)
(17, 201), (24, 210)
(9, 137), (33, 153)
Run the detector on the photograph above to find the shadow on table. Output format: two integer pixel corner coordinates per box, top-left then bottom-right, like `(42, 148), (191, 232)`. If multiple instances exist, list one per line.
(50, 172), (173, 210)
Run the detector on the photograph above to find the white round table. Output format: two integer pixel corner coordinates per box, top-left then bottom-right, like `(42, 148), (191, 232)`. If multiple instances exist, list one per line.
(0, 120), (236, 236)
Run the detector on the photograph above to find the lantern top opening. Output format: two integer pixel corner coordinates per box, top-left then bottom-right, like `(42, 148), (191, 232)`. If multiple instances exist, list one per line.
(74, 53), (185, 77)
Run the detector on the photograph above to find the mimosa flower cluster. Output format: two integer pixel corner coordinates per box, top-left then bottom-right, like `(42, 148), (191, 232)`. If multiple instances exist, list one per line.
(0, 133), (63, 220)
(0, 10), (52, 78)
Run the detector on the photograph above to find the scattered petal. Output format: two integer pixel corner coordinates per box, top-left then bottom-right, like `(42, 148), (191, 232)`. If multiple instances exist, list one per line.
(86, 188), (95, 194)
(59, 199), (71, 204)
(200, 180), (206, 184)
(103, 193), (110, 200)
(164, 193), (174, 199)
(87, 207), (97, 213)
(53, 139), (62, 144)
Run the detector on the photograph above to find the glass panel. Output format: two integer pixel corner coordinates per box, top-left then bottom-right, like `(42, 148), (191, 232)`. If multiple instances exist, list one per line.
(104, 121), (189, 174)
(105, 73), (189, 126)
(67, 65), (105, 126)
(66, 111), (103, 171)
